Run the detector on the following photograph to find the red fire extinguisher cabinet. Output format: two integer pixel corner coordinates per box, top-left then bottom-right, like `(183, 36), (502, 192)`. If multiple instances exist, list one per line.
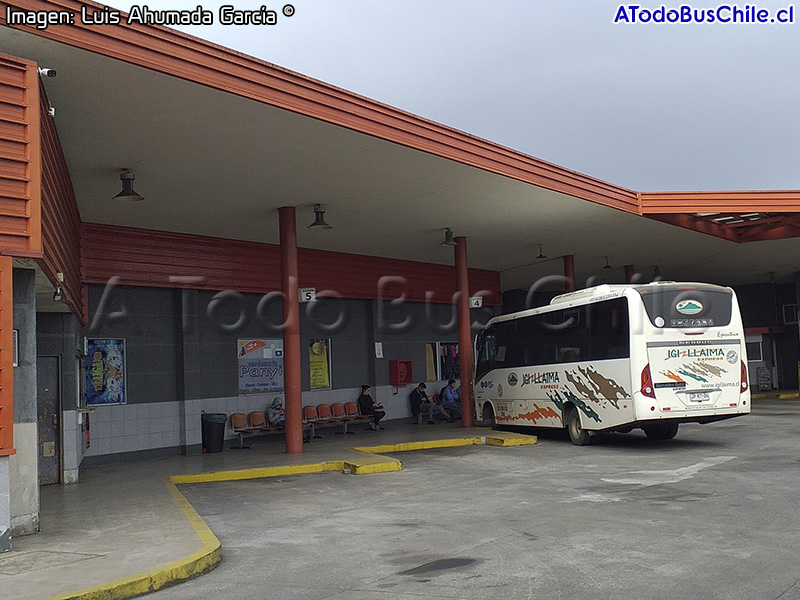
(389, 360), (413, 385)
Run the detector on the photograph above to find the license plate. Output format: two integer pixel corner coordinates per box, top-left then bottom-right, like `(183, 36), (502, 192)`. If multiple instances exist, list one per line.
(689, 392), (710, 402)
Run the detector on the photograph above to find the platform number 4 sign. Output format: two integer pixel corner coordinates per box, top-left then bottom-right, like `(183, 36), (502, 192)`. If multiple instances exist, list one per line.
(469, 296), (483, 308)
(299, 288), (316, 303)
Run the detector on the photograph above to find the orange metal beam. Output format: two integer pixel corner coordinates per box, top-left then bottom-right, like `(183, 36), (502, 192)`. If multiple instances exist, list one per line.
(738, 219), (800, 242)
(640, 190), (800, 215)
(720, 216), (782, 229)
(0, 256), (14, 456)
(646, 214), (740, 243)
(648, 212), (800, 243)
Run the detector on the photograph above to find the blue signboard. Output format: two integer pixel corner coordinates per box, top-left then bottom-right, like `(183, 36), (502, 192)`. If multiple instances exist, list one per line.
(85, 338), (127, 405)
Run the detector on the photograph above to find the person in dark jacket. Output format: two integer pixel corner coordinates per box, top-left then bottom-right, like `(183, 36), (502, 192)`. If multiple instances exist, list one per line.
(358, 385), (386, 430)
(409, 382), (452, 424)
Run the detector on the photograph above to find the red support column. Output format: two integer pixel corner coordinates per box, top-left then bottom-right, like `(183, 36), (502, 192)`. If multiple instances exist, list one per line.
(624, 265), (635, 284)
(563, 255), (575, 292)
(279, 207), (303, 454)
(454, 236), (475, 427)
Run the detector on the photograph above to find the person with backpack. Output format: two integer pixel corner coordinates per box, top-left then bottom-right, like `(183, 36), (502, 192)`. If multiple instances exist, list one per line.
(440, 379), (462, 419)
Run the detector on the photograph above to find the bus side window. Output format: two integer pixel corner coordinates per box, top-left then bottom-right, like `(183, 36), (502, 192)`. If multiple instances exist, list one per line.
(476, 327), (498, 381)
(484, 333), (497, 362)
(494, 321), (521, 368)
(552, 307), (586, 364)
(519, 317), (539, 366)
(588, 298), (630, 360)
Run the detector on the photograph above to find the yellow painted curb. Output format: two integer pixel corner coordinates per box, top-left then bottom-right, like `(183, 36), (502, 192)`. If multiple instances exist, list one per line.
(46, 478), (221, 600)
(355, 432), (538, 454)
(484, 433), (539, 447)
(752, 392), (800, 400)
(171, 461), (343, 484)
(354, 438), (479, 454)
(344, 457), (404, 475)
(45, 430), (535, 600)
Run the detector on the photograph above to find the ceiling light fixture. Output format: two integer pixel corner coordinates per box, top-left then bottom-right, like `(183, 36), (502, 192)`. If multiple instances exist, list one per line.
(308, 204), (333, 229)
(441, 227), (457, 246)
(53, 286), (62, 302)
(112, 169), (144, 201)
(536, 244), (546, 259)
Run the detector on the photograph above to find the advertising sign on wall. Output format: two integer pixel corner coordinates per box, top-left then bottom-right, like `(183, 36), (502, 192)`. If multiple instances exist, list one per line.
(238, 339), (284, 394)
(85, 338), (127, 405)
(309, 338), (331, 390)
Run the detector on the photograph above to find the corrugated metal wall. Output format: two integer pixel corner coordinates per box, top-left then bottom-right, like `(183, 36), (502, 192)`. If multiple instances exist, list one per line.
(39, 83), (84, 321)
(0, 53), (36, 457)
(82, 223), (502, 305)
(0, 53), (40, 256)
(81, 223), (281, 293)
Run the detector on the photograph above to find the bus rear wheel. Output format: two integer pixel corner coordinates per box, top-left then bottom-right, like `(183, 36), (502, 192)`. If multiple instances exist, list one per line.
(566, 405), (592, 446)
(643, 422), (679, 440)
(482, 403), (498, 430)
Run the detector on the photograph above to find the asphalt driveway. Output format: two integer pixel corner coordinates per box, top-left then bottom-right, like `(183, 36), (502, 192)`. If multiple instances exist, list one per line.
(150, 399), (800, 600)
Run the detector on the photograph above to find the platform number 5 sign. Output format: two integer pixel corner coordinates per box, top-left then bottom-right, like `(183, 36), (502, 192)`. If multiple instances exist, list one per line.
(299, 288), (316, 303)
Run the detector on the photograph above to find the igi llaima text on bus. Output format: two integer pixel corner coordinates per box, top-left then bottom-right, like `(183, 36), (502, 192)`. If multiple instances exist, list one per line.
(5, 4), (296, 30)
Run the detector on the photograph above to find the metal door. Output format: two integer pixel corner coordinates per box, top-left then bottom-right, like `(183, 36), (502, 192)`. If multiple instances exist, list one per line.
(37, 356), (61, 485)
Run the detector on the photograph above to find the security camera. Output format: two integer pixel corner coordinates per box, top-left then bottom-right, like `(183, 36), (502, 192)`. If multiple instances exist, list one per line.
(38, 68), (56, 78)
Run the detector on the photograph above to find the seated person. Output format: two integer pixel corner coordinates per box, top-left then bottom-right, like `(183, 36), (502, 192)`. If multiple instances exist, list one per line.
(409, 382), (453, 424)
(440, 379), (462, 418)
(266, 397), (285, 428)
(358, 385), (386, 430)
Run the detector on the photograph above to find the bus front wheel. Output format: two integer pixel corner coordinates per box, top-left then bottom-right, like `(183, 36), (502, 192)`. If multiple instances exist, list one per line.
(482, 403), (498, 430)
(643, 422), (679, 440)
(566, 405), (592, 446)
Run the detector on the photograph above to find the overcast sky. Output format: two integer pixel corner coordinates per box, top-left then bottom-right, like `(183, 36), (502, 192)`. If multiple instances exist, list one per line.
(107, 1), (800, 192)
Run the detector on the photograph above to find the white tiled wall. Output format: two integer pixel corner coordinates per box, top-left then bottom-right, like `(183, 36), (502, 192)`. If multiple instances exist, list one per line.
(62, 410), (80, 483)
(84, 402), (182, 457)
(71, 382), (448, 461)
(0, 457), (10, 550)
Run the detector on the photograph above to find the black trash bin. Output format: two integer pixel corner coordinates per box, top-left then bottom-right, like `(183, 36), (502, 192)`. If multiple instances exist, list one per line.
(201, 412), (227, 453)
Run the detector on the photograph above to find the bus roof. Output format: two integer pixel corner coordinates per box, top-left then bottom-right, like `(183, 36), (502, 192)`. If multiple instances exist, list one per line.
(485, 281), (733, 326)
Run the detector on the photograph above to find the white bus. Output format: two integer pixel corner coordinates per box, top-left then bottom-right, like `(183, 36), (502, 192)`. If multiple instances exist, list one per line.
(474, 282), (750, 445)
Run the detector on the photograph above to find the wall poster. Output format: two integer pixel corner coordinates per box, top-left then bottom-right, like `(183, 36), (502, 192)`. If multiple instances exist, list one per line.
(85, 338), (127, 405)
(238, 339), (284, 394)
(309, 339), (331, 390)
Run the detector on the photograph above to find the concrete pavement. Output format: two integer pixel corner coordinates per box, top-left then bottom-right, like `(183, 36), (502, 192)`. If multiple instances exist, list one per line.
(0, 421), (535, 600)
(146, 398), (800, 600)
